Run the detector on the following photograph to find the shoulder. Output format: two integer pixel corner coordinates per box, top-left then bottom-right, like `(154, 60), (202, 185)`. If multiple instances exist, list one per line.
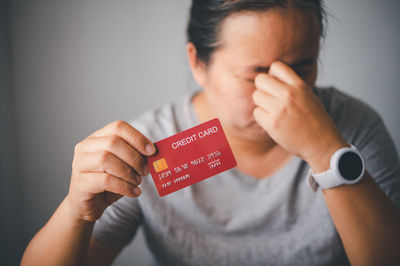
(314, 86), (381, 124)
(314, 86), (382, 144)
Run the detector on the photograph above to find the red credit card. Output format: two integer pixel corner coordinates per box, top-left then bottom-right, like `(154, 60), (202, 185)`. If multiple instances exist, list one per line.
(146, 118), (237, 197)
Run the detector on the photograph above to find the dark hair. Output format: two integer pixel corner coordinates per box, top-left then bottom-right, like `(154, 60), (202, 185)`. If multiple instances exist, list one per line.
(187, 0), (326, 64)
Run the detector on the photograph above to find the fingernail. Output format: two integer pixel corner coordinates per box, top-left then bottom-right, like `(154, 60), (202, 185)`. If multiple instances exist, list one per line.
(146, 144), (155, 155)
(133, 187), (141, 195)
(142, 164), (149, 176)
(135, 175), (142, 184)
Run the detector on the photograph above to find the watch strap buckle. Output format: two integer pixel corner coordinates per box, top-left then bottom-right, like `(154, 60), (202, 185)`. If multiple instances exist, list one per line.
(306, 168), (319, 192)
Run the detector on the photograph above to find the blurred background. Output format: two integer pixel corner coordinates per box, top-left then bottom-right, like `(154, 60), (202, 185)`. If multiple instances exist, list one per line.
(1, 0), (399, 265)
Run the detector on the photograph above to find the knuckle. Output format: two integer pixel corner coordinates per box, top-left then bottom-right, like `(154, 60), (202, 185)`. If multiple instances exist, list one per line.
(277, 105), (288, 118)
(111, 120), (126, 131)
(132, 133), (147, 148)
(270, 61), (281, 71)
(282, 90), (295, 103)
(273, 61), (281, 67)
(254, 74), (266, 87)
(99, 150), (110, 164)
(101, 173), (113, 187)
(271, 118), (280, 129)
(74, 142), (82, 153)
(295, 78), (307, 88)
(107, 135), (120, 149)
(74, 172), (86, 187)
(253, 107), (261, 118)
(120, 180), (131, 193)
(124, 164), (134, 177)
(131, 154), (143, 168)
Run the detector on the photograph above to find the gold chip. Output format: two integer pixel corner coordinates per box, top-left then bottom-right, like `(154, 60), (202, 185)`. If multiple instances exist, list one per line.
(153, 158), (168, 172)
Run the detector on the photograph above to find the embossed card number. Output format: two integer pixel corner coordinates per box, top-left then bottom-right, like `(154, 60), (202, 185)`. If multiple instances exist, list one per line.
(146, 118), (237, 197)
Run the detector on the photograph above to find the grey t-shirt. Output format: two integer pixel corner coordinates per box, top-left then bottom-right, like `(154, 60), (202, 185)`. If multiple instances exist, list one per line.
(92, 87), (400, 266)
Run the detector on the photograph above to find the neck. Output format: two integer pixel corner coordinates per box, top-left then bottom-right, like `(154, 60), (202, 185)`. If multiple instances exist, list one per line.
(226, 131), (278, 158)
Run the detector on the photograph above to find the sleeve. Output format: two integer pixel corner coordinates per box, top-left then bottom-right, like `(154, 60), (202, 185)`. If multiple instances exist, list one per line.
(354, 110), (400, 209)
(326, 88), (400, 209)
(92, 196), (142, 248)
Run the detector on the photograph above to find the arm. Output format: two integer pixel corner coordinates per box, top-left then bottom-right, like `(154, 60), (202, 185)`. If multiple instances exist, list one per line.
(308, 142), (400, 265)
(21, 198), (120, 266)
(252, 61), (400, 265)
(21, 120), (156, 265)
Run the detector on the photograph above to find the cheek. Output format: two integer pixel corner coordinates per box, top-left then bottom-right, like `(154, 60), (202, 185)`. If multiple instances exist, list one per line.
(230, 83), (256, 112)
(204, 73), (256, 117)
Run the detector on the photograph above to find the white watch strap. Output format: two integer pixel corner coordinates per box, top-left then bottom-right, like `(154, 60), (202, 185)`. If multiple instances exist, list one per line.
(306, 144), (361, 192)
(307, 168), (343, 192)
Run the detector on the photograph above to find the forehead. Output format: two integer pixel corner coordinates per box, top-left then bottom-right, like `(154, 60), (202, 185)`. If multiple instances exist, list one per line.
(215, 6), (320, 66)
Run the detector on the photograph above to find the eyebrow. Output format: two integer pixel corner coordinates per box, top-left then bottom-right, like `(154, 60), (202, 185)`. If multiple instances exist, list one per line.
(248, 57), (316, 73)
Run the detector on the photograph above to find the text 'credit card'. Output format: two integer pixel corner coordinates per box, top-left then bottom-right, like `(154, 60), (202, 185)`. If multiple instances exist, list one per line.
(147, 118), (237, 197)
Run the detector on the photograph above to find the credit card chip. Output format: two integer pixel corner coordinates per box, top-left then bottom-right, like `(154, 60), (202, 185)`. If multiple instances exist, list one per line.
(153, 158), (168, 172)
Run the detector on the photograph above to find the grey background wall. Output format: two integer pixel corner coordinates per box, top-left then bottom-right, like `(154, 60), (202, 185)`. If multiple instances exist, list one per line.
(1, 1), (399, 265)
(1, 0), (22, 265)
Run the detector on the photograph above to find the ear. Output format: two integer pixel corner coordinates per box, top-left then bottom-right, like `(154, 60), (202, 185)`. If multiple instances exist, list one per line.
(186, 42), (207, 87)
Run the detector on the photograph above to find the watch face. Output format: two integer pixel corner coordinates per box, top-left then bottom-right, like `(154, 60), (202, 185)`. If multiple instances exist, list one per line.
(338, 151), (363, 181)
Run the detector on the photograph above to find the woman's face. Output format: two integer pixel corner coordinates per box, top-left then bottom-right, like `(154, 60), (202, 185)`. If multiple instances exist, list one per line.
(195, 5), (320, 142)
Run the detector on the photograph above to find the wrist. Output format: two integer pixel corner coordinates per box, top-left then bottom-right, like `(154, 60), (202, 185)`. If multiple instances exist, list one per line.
(63, 195), (96, 228)
(305, 138), (350, 174)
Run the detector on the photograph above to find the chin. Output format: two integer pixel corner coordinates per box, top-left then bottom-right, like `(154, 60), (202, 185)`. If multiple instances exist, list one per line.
(249, 124), (272, 139)
(232, 119), (273, 142)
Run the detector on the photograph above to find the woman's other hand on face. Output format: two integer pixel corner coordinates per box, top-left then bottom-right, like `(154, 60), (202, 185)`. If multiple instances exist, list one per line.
(252, 61), (347, 167)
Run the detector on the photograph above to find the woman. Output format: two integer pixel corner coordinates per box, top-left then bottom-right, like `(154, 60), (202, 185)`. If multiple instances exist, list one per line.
(22, 0), (400, 265)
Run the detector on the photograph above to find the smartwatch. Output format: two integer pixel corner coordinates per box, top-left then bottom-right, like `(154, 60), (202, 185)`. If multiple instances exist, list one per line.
(307, 144), (365, 192)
